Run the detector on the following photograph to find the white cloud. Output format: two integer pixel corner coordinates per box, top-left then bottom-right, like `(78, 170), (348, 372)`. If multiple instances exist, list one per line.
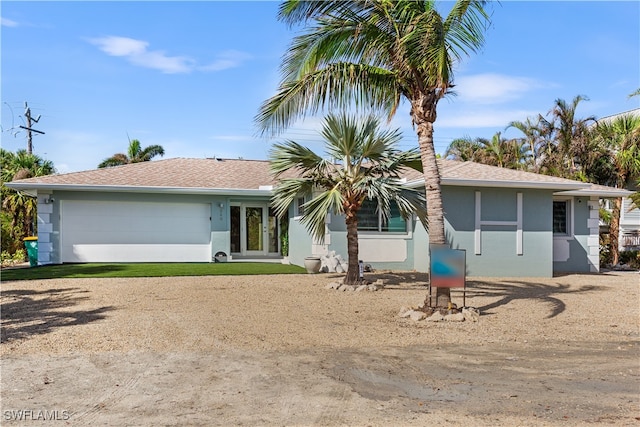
(1, 18), (19, 27)
(88, 36), (194, 74)
(199, 50), (252, 72)
(88, 36), (250, 74)
(453, 73), (545, 105)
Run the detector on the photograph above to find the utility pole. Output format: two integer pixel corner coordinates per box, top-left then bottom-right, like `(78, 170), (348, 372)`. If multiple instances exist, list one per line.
(19, 102), (45, 154)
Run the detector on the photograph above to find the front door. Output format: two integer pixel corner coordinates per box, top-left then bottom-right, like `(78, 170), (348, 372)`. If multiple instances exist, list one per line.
(230, 203), (279, 257)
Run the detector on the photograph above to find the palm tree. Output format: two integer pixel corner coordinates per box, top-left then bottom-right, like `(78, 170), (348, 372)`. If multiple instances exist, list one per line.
(444, 136), (482, 162)
(270, 112), (427, 285)
(591, 113), (640, 265)
(1, 149), (55, 250)
(445, 132), (531, 170)
(98, 139), (165, 168)
(507, 115), (552, 172)
(547, 95), (596, 177)
(257, 0), (492, 306)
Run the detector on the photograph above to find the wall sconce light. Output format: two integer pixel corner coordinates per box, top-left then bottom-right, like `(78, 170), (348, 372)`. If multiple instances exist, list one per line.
(44, 197), (55, 204)
(219, 203), (224, 208)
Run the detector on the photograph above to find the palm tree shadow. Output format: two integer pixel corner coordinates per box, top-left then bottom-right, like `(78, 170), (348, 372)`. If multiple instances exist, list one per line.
(1, 287), (114, 343)
(465, 280), (606, 318)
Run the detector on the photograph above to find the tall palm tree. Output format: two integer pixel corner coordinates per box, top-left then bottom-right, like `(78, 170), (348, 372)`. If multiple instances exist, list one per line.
(98, 139), (165, 168)
(1, 149), (55, 249)
(257, 0), (492, 306)
(270, 112), (427, 285)
(547, 95), (596, 176)
(591, 113), (640, 265)
(507, 115), (552, 172)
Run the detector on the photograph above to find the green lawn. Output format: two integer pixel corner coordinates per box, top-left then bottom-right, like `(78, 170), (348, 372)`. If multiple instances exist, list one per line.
(0, 262), (306, 281)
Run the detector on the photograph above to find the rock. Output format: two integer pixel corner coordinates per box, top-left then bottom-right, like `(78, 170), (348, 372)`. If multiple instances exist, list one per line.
(375, 279), (386, 285)
(337, 285), (348, 292)
(426, 312), (444, 322)
(462, 307), (480, 322)
(409, 310), (427, 321)
(356, 285), (368, 292)
(398, 306), (412, 317)
(325, 282), (340, 290)
(444, 312), (465, 322)
(367, 285), (379, 291)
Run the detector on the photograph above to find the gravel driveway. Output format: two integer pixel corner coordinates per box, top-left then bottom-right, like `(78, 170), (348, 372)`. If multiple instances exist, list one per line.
(1, 271), (638, 426)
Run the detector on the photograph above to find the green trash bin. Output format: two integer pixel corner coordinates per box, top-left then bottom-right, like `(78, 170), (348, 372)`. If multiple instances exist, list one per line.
(23, 236), (38, 267)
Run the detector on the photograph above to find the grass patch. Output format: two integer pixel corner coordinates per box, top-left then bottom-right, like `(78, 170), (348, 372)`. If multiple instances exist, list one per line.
(1, 262), (306, 281)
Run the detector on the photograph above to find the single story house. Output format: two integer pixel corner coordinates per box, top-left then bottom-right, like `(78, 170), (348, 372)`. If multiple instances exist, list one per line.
(6, 157), (631, 277)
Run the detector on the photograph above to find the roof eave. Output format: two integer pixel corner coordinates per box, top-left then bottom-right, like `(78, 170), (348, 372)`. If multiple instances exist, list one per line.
(406, 178), (586, 190)
(553, 189), (633, 198)
(444, 178), (586, 190)
(4, 183), (273, 197)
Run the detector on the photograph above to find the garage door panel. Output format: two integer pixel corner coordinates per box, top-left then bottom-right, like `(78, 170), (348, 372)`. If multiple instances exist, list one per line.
(69, 244), (211, 263)
(61, 200), (211, 262)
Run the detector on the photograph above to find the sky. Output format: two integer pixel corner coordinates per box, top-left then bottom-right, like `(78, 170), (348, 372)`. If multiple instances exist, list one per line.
(1, 1), (639, 174)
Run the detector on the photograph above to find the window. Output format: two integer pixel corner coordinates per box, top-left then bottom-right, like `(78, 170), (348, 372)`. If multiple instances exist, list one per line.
(358, 199), (407, 233)
(553, 200), (570, 235)
(296, 197), (305, 216)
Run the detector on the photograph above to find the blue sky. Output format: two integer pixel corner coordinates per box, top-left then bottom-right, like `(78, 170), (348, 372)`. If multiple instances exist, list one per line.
(2, 1), (639, 174)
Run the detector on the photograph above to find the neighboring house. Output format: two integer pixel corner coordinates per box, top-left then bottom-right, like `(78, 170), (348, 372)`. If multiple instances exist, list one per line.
(596, 108), (640, 251)
(7, 157), (630, 277)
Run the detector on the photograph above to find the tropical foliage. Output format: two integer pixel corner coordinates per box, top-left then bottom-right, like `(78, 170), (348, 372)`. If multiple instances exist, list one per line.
(269, 113), (427, 285)
(1, 149), (55, 254)
(98, 139), (165, 168)
(589, 113), (640, 265)
(257, 0), (492, 305)
(446, 95), (640, 266)
(445, 132), (531, 170)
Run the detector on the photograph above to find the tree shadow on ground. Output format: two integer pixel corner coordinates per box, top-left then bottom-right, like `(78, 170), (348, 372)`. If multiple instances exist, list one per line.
(464, 280), (606, 318)
(355, 271), (608, 319)
(365, 271), (430, 287)
(1, 287), (114, 343)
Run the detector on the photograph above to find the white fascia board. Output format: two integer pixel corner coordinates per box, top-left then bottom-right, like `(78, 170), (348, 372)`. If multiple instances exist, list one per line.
(554, 188), (633, 198)
(441, 178), (586, 190)
(4, 183), (273, 197)
(403, 178), (585, 191)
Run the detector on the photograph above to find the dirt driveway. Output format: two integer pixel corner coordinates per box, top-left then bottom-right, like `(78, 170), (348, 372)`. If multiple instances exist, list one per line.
(1, 271), (638, 426)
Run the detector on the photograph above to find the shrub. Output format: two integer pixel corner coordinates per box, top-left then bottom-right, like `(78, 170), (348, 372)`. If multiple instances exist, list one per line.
(619, 250), (640, 269)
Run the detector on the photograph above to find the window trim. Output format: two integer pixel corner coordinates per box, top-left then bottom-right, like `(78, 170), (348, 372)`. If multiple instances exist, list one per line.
(356, 199), (412, 237)
(553, 198), (574, 239)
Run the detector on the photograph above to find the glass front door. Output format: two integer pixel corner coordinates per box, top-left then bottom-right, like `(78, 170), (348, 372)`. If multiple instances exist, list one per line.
(230, 203), (278, 257)
(245, 206), (264, 254)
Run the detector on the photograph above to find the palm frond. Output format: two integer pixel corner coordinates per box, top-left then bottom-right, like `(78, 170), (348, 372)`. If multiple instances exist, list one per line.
(256, 63), (399, 136)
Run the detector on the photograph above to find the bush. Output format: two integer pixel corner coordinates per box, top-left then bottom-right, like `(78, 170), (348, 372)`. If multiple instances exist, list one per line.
(1, 248), (26, 267)
(619, 250), (640, 269)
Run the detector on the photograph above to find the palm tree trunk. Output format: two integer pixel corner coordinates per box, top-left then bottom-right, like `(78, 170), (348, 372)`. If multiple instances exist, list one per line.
(412, 95), (450, 307)
(345, 216), (360, 285)
(610, 197), (622, 266)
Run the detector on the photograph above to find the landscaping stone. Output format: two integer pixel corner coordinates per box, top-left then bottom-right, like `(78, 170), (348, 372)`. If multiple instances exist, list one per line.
(409, 310), (427, 321)
(444, 312), (465, 322)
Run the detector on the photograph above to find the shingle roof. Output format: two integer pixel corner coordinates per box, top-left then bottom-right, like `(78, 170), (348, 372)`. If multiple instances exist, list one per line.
(10, 158), (278, 190)
(7, 157), (630, 196)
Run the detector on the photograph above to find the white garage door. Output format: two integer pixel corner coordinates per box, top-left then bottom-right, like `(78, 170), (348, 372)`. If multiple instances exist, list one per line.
(61, 200), (211, 262)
